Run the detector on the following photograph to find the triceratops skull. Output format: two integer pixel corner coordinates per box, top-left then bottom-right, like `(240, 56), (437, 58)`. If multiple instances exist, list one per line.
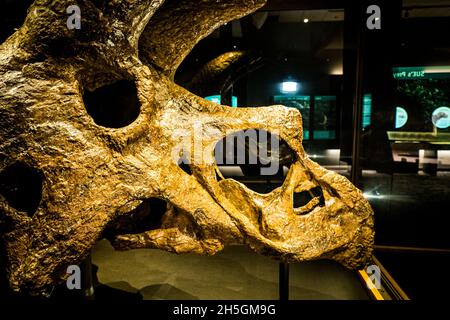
(0, 0), (374, 296)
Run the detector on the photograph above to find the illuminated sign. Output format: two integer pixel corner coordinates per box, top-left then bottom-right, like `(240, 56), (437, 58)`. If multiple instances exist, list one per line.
(363, 94), (372, 129)
(281, 81), (299, 93)
(204, 95), (238, 107)
(393, 68), (425, 80)
(395, 107), (408, 129)
(432, 106), (450, 129)
(393, 66), (450, 80)
(205, 95), (221, 104)
(232, 96), (238, 107)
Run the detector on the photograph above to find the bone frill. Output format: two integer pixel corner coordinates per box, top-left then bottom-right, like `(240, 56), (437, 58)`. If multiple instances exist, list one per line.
(0, 0), (374, 296)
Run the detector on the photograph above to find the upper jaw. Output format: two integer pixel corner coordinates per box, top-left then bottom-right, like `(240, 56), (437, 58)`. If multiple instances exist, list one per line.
(210, 163), (373, 267)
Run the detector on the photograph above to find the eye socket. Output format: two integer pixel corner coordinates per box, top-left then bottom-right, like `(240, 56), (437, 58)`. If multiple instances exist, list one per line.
(0, 162), (43, 217)
(214, 129), (297, 193)
(293, 186), (325, 215)
(83, 80), (141, 128)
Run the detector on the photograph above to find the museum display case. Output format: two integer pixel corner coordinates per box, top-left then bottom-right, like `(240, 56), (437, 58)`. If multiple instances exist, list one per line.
(1, 0), (449, 302)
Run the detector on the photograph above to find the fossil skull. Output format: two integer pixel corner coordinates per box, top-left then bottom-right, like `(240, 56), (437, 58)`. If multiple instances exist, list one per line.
(0, 0), (374, 295)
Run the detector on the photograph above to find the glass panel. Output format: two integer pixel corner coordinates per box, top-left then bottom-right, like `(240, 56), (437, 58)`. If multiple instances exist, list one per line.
(359, 2), (450, 249)
(314, 96), (337, 140)
(357, 0), (450, 300)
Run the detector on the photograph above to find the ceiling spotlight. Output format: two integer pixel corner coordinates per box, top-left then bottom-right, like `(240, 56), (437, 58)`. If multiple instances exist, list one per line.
(281, 81), (299, 93)
(303, 18), (309, 23)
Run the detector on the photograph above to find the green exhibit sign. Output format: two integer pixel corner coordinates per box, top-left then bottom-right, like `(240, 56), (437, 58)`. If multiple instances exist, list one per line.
(362, 94), (372, 129)
(393, 66), (450, 80)
(204, 95), (238, 107)
(393, 67), (425, 80)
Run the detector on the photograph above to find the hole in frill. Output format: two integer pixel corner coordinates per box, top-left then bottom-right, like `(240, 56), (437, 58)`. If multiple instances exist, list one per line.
(0, 162), (43, 217)
(83, 80), (141, 128)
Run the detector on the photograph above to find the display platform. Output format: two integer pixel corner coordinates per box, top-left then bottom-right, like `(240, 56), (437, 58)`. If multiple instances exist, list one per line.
(91, 240), (371, 300)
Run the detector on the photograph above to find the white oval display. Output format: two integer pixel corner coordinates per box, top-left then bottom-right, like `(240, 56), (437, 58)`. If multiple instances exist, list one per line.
(395, 106), (408, 129)
(432, 106), (450, 129)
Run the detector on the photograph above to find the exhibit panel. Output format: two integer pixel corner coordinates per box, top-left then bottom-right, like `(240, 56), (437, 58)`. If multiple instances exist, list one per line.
(351, 1), (450, 299)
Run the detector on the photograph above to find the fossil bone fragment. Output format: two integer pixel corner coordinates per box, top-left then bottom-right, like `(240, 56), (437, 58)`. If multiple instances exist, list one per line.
(0, 0), (374, 296)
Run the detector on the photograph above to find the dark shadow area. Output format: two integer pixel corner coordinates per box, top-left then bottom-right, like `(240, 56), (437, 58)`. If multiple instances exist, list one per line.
(93, 284), (143, 301)
(104, 198), (168, 237)
(0, 0), (34, 43)
(363, 173), (450, 249)
(83, 80), (141, 128)
(0, 162), (43, 217)
(0, 240), (10, 299)
(376, 250), (450, 300)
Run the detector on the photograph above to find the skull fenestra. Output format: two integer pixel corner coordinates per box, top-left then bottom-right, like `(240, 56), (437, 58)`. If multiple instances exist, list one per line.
(0, 0), (374, 296)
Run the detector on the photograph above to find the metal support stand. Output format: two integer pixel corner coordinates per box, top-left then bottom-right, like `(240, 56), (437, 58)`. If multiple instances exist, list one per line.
(350, 26), (365, 188)
(81, 253), (95, 300)
(279, 262), (289, 301)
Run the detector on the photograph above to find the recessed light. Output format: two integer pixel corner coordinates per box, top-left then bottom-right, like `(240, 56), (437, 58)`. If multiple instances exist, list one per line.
(281, 81), (299, 93)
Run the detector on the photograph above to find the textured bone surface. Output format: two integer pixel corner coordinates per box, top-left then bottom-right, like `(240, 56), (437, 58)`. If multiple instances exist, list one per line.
(0, 0), (374, 296)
